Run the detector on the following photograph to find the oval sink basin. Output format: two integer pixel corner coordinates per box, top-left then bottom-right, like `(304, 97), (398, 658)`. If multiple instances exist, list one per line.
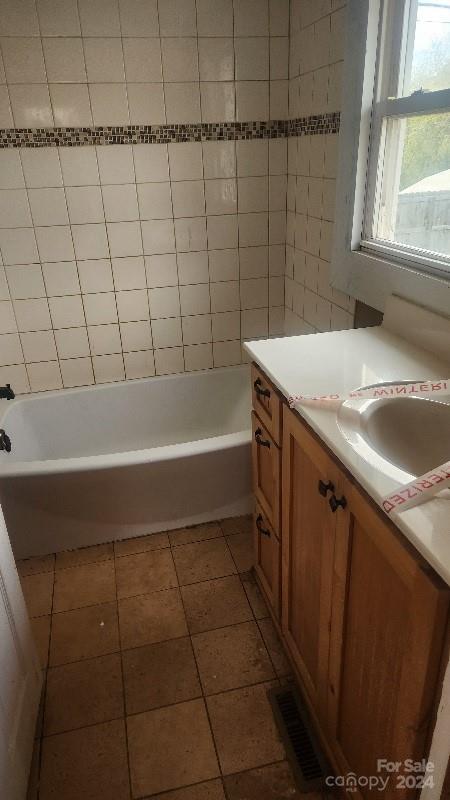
(337, 386), (450, 482)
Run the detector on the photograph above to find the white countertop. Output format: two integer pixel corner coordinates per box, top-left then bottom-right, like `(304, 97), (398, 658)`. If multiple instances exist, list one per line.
(244, 323), (450, 586)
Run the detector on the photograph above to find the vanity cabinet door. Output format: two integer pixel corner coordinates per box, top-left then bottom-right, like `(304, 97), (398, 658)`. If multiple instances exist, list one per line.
(281, 406), (342, 727)
(329, 481), (450, 799)
(253, 504), (280, 618)
(251, 412), (281, 534)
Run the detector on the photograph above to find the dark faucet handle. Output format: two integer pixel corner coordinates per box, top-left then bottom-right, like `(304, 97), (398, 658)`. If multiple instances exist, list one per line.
(0, 429), (11, 452)
(6, 383), (15, 399)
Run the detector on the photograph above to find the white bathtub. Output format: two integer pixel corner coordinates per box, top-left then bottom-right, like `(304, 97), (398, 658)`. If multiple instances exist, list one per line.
(0, 365), (252, 558)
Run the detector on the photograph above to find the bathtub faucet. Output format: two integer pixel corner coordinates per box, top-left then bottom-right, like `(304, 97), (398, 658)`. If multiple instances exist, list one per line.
(0, 429), (11, 452)
(0, 384), (14, 400)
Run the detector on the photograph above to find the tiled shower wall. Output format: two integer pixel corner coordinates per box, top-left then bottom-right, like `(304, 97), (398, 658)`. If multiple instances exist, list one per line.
(0, 0), (289, 392)
(284, 0), (355, 334)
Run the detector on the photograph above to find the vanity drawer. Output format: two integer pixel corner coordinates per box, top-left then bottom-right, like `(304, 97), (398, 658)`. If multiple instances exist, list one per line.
(253, 503), (280, 618)
(251, 363), (282, 446)
(251, 411), (281, 535)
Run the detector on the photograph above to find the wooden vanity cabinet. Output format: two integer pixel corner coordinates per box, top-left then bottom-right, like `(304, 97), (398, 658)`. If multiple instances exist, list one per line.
(250, 363), (450, 798)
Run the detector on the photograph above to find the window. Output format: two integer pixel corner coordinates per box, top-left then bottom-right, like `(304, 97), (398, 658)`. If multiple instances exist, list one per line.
(331, 0), (450, 314)
(364, 0), (450, 274)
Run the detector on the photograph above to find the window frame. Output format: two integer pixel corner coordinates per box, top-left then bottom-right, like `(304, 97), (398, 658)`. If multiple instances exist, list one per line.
(331, 0), (450, 314)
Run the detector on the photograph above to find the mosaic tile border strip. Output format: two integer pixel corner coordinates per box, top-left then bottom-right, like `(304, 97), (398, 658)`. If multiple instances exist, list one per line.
(0, 113), (340, 148)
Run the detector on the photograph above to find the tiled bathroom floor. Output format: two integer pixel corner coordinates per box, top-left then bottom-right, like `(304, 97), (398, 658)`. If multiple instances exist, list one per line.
(18, 517), (325, 800)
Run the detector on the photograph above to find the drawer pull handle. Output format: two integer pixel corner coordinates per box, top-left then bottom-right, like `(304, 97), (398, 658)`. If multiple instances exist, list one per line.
(255, 428), (271, 448)
(329, 494), (347, 512)
(254, 378), (271, 398)
(256, 514), (271, 537)
(318, 479), (334, 497)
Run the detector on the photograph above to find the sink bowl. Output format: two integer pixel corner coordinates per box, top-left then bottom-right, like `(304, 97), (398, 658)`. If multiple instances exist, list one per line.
(337, 384), (450, 482)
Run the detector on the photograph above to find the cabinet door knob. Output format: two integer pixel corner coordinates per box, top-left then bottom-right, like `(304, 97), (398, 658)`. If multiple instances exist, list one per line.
(256, 514), (271, 537)
(254, 377), (271, 398)
(329, 494), (347, 512)
(318, 479), (334, 497)
(254, 428), (271, 448)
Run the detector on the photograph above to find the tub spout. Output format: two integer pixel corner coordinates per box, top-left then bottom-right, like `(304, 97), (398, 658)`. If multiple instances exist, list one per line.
(0, 384), (14, 400)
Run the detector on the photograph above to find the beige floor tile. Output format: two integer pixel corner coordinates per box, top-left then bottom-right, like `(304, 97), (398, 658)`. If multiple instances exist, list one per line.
(192, 621), (275, 695)
(118, 588), (187, 649)
(49, 602), (119, 666)
(44, 653), (124, 735)
(207, 683), (285, 775)
(122, 637), (201, 714)
(240, 571), (270, 619)
(53, 561), (116, 613)
(150, 779), (226, 800)
(31, 615), (51, 668)
(127, 699), (219, 797)
(21, 572), (54, 618)
(223, 761), (304, 799)
(219, 515), (252, 537)
(169, 522), (222, 547)
(116, 548), (177, 599)
(181, 575), (252, 634)
(40, 719), (130, 800)
(17, 553), (55, 577)
(173, 538), (236, 586)
(114, 531), (169, 557)
(226, 532), (254, 573)
(55, 543), (113, 570)
(258, 618), (292, 677)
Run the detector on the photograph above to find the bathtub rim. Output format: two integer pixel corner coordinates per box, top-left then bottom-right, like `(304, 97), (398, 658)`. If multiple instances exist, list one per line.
(0, 364), (251, 479)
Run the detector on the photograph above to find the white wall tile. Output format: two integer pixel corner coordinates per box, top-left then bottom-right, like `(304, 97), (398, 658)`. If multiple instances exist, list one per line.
(151, 316), (182, 348)
(50, 83), (93, 126)
(145, 253), (178, 288)
(0, 300), (18, 334)
(118, 0), (159, 37)
(111, 255), (146, 290)
(107, 221), (142, 257)
(59, 148), (99, 187)
(200, 82), (235, 123)
(0, 37), (47, 83)
(72, 223), (109, 260)
(235, 38), (269, 80)
(36, 226), (74, 262)
(88, 322), (122, 355)
(49, 294), (84, 327)
(0, 0), (40, 36)
(28, 188), (68, 227)
(184, 342), (212, 371)
(116, 288), (149, 321)
(208, 248), (239, 281)
(182, 313), (212, 345)
(154, 345), (184, 375)
(202, 142), (236, 179)
(37, 0), (81, 36)
(238, 177), (268, 213)
(122, 37), (162, 82)
(158, 0), (197, 36)
(213, 339), (241, 366)
(83, 291), (118, 325)
(205, 179), (237, 216)
(20, 329), (57, 362)
(206, 215), (238, 249)
(6, 263), (45, 299)
(141, 219), (175, 255)
(0, 87), (13, 127)
(238, 212), (268, 247)
(84, 37), (125, 82)
(55, 326), (90, 359)
(102, 184), (139, 222)
(78, 0), (121, 37)
(177, 251), (209, 285)
(13, 298), (51, 332)
(164, 83), (200, 124)
(133, 144), (169, 183)
(20, 148), (62, 188)
(179, 283), (210, 315)
(211, 309), (240, 341)
(66, 186), (104, 225)
(0, 189), (32, 228)
(120, 320), (152, 351)
(171, 181), (205, 218)
(89, 83), (129, 125)
(123, 349), (155, 378)
(127, 82), (166, 124)
(198, 38), (234, 81)
(96, 145), (135, 184)
(0, 150), (25, 190)
(137, 182), (172, 220)
(210, 280), (239, 312)
(174, 217), (207, 253)
(42, 38), (86, 82)
(0, 228), (38, 265)
(197, 0), (233, 36)
(148, 285), (180, 319)
(9, 84), (53, 127)
(0, 332), (23, 366)
(92, 353), (125, 383)
(77, 259), (114, 294)
(168, 143), (203, 181)
(27, 360), (62, 391)
(161, 37), (198, 82)
(60, 356), (94, 387)
(234, 0), (269, 36)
